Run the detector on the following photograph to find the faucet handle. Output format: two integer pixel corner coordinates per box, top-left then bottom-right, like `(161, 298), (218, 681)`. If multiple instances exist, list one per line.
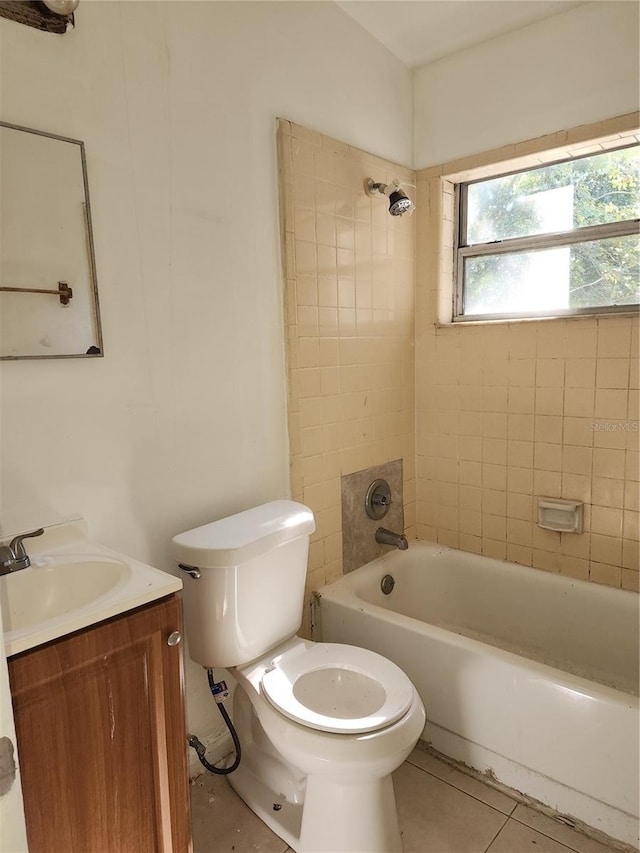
(0, 546), (14, 569)
(9, 528), (44, 560)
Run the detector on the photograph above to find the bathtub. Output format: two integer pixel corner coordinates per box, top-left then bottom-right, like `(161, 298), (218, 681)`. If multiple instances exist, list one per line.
(314, 542), (640, 848)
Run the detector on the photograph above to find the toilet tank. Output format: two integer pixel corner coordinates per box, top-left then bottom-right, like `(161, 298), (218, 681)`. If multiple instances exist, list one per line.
(172, 500), (315, 669)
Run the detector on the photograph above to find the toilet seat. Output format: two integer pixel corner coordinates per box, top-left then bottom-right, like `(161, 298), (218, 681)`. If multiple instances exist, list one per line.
(260, 642), (415, 734)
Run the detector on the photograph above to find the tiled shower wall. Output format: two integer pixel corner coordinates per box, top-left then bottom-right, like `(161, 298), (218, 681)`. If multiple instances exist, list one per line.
(278, 121), (416, 628)
(415, 114), (640, 592)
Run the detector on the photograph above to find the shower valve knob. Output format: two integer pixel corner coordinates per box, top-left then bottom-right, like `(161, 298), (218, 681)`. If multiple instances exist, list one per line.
(365, 479), (392, 520)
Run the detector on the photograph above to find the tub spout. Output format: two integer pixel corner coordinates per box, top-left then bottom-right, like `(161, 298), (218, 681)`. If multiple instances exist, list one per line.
(375, 527), (408, 550)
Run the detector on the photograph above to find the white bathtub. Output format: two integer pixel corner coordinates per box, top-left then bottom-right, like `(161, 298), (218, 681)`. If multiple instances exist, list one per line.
(314, 542), (640, 848)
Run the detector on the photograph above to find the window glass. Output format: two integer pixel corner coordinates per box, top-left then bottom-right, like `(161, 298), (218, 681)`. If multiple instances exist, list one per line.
(457, 143), (640, 320)
(466, 147), (640, 245)
(463, 234), (640, 316)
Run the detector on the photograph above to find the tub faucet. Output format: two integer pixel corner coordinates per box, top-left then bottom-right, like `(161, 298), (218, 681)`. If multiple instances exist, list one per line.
(375, 527), (408, 550)
(0, 528), (44, 576)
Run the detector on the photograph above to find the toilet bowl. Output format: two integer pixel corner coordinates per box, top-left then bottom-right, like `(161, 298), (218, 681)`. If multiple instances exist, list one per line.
(229, 637), (425, 853)
(172, 501), (426, 853)
(260, 638), (415, 733)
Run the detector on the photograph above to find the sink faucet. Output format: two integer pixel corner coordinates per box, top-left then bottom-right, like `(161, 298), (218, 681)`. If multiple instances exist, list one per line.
(375, 527), (408, 550)
(0, 528), (44, 576)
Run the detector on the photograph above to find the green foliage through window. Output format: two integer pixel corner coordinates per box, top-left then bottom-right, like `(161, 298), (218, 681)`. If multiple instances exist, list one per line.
(458, 145), (640, 318)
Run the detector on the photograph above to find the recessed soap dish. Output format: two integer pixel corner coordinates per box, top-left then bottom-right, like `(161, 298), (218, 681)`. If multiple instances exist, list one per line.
(537, 498), (583, 534)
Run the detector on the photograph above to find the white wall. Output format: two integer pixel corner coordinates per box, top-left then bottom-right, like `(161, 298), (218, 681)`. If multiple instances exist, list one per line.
(0, 0), (412, 762)
(413, 1), (640, 168)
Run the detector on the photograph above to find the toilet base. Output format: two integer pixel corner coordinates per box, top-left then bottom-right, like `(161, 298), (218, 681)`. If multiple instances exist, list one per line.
(228, 688), (404, 853)
(229, 762), (403, 853)
(228, 762), (303, 848)
(298, 773), (403, 853)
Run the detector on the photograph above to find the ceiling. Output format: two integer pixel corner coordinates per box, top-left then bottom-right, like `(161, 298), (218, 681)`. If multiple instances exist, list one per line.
(336, 1), (585, 68)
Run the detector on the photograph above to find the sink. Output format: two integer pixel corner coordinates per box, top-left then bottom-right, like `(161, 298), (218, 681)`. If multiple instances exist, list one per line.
(1, 520), (182, 656)
(1, 556), (128, 633)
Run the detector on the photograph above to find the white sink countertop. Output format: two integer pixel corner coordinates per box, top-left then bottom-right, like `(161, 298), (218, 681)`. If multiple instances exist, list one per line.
(1, 519), (182, 657)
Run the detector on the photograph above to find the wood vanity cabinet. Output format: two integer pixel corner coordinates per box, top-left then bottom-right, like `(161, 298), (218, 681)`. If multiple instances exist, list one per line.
(8, 594), (192, 853)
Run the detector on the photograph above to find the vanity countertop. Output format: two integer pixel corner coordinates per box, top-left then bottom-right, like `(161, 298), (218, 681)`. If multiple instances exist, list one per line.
(1, 519), (182, 657)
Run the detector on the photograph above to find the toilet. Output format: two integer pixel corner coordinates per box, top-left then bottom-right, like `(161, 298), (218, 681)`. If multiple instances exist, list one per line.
(173, 500), (425, 853)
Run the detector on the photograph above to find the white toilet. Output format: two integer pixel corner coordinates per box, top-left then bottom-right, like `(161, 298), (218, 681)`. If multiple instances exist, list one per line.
(173, 500), (425, 853)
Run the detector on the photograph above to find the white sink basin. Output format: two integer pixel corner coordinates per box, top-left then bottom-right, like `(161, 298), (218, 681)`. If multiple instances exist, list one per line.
(1, 556), (128, 633)
(1, 520), (182, 656)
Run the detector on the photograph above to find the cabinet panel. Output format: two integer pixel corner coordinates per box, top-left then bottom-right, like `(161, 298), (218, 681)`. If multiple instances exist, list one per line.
(9, 595), (192, 853)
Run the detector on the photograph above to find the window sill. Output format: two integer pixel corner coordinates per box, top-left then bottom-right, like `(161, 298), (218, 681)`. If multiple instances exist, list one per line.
(437, 309), (640, 330)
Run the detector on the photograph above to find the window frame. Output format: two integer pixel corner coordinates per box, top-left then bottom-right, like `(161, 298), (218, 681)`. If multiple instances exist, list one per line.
(453, 143), (640, 322)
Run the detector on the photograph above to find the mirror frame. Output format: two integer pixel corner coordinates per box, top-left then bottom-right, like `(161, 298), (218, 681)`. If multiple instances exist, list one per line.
(0, 120), (104, 360)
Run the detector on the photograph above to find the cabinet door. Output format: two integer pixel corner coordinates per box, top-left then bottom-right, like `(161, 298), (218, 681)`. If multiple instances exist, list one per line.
(9, 596), (192, 853)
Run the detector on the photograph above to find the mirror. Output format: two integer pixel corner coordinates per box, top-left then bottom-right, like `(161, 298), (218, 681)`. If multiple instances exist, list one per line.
(0, 122), (103, 359)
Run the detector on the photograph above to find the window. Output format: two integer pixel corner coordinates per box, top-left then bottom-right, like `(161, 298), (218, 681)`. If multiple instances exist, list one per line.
(454, 145), (640, 321)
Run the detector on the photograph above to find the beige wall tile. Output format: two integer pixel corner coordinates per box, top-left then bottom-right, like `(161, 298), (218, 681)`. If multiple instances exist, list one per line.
(559, 556), (589, 580)
(532, 548), (559, 572)
(565, 358), (596, 388)
(563, 417), (594, 447)
(536, 388), (565, 416)
(562, 445), (592, 475)
(589, 561), (622, 587)
(507, 543), (533, 565)
(622, 538), (639, 569)
(596, 359), (630, 389)
(598, 320), (632, 358)
(507, 492), (534, 521)
(561, 473), (591, 503)
(591, 505), (624, 538)
(535, 416), (563, 444)
(559, 528), (589, 557)
(564, 388), (595, 417)
(590, 534), (623, 565)
(281, 123), (415, 605)
(624, 509), (640, 541)
(593, 448), (626, 479)
(508, 414), (534, 441)
(482, 489), (507, 516)
(508, 467), (534, 495)
(534, 443), (562, 472)
(509, 387), (536, 414)
(482, 539), (506, 560)
(285, 119), (638, 599)
(625, 481), (639, 511)
(626, 451), (639, 481)
(508, 441), (534, 468)
(537, 359), (565, 387)
(594, 389), (629, 420)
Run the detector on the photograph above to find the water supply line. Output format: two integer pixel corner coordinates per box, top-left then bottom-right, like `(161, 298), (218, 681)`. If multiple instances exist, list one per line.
(187, 669), (241, 775)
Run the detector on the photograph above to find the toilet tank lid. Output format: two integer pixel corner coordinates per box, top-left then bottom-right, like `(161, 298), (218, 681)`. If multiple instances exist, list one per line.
(171, 500), (315, 568)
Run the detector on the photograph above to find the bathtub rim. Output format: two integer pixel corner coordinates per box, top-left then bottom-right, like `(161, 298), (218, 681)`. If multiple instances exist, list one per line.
(314, 542), (640, 703)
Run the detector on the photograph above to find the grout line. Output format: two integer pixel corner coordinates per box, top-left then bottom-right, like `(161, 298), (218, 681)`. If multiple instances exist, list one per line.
(507, 813), (575, 853)
(406, 751), (626, 853)
(483, 818), (510, 853)
(486, 811), (616, 853)
(404, 754), (517, 818)
(414, 752), (618, 853)
(507, 811), (619, 853)
(486, 815), (593, 853)
(406, 748), (520, 815)
(406, 752), (620, 853)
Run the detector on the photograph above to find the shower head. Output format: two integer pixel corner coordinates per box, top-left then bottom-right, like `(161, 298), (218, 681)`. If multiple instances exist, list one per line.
(365, 178), (415, 216)
(388, 189), (414, 216)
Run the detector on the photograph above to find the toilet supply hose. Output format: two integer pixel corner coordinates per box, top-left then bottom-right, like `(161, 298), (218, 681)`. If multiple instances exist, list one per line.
(187, 669), (241, 775)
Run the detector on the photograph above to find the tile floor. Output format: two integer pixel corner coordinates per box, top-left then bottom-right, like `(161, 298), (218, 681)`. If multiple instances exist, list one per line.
(190, 745), (622, 853)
